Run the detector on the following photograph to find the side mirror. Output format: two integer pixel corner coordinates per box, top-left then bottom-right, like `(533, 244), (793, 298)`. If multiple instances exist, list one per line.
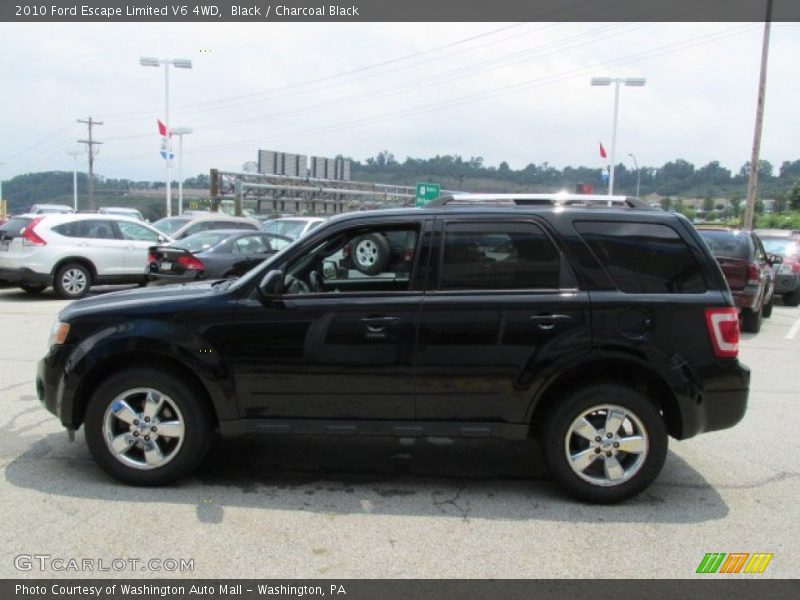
(768, 253), (782, 266)
(322, 260), (338, 280)
(258, 269), (284, 299)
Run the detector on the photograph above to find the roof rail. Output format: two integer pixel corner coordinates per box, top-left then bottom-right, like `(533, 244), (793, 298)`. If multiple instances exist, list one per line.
(425, 193), (654, 210)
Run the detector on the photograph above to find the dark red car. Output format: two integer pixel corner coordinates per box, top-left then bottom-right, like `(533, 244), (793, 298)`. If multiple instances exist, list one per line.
(697, 228), (776, 333)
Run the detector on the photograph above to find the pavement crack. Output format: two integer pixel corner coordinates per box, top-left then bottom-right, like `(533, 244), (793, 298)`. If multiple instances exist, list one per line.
(0, 380), (34, 393)
(432, 483), (470, 522)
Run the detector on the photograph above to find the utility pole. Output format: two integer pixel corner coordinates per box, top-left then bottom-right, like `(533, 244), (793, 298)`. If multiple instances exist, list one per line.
(743, 0), (772, 230)
(67, 150), (81, 211)
(77, 117), (103, 211)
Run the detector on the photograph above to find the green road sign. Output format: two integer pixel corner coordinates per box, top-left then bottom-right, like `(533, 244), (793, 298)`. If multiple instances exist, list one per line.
(415, 182), (440, 207)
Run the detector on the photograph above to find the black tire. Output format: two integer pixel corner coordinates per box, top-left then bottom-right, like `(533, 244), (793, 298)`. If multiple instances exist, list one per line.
(350, 233), (390, 276)
(783, 288), (800, 307)
(19, 283), (46, 295)
(540, 383), (668, 504)
(740, 306), (762, 333)
(84, 368), (214, 486)
(762, 296), (773, 318)
(53, 262), (92, 299)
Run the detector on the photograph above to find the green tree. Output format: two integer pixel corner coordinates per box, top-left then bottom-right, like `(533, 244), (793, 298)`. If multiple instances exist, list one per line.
(789, 181), (800, 211)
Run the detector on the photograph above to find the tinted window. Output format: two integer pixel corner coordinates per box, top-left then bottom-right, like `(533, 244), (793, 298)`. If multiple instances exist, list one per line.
(576, 221), (705, 294)
(697, 230), (750, 260)
(263, 219), (307, 240)
(117, 221), (159, 242)
(440, 222), (561, 290)
(233, 235), (270, 254)
(0, 217), (33, 238)
(233, 221), (259, 230)
(53, 219), (117, 240)
(761, 237), (800, 257)
(174, 231), (233, 252)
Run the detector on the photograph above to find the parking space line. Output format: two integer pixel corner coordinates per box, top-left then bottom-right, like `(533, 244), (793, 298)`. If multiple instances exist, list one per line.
(786, 316), (800, 340)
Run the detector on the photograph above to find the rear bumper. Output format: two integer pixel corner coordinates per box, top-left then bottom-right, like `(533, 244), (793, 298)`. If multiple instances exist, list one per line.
(731, 286), (761, 310)
(147, 272), (201, 285)
(679, 360), (750, 439)
(0, 267), (51, 286)
(773, 273), (799, 294)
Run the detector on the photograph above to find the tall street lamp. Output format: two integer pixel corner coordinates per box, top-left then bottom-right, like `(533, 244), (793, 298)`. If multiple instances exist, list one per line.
(67, 149), (81, 210)
(140, 57), (193, 217)
(591, 76), (646, 195)
(171, 127), (193, 215)
(628, 152), (641, 198)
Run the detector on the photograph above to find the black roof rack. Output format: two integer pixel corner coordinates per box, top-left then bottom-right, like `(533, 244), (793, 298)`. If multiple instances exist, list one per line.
(425, 193), (654, 210)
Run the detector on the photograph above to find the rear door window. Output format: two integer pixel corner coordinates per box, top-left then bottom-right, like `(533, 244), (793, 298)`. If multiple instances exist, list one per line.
(575, 221), (706, 294)
(53, 219), (118, 240)
(440, 222), (562, 290)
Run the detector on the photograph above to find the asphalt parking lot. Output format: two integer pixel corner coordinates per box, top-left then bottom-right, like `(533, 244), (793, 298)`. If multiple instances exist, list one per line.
(0, 286), (798, 579)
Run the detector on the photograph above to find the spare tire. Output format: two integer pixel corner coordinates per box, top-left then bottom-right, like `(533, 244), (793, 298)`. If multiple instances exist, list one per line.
(350, 233), (390, 276)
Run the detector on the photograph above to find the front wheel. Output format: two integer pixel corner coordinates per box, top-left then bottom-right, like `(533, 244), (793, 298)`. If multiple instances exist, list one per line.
(740, 306), (762, 333)
(540, 383), (668, 503)
(784, 288), (800, 307)
(762, 296), (773, 318)
(84, 368), (213, 485)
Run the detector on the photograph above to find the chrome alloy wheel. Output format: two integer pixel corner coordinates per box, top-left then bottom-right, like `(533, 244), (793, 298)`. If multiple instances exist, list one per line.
(102, 388), (186, 470)
(564, 404), (649, 487)
(355, 239), (379, 267)
(61, 268), (88, 295)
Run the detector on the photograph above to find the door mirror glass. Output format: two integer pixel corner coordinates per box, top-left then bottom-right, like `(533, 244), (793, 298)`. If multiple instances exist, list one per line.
(258, 269), (284, 299)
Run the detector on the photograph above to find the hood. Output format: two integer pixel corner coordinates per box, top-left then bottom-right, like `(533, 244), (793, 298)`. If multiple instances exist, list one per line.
(59, 281), (227, 321)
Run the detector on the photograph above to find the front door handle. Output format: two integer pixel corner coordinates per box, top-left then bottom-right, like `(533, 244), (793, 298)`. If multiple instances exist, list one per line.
(361, 316), (401, 332)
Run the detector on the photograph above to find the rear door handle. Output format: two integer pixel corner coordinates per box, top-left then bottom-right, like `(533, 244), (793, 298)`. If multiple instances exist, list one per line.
(361, 316), (401, 332)
(529, 313), (573, 330)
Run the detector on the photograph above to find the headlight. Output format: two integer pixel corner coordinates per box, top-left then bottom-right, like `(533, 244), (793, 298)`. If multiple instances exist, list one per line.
(48, 321), (70, 347)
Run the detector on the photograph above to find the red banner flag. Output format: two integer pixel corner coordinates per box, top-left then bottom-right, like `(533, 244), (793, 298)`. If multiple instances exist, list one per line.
(157, 120), (168, 137)
(599, 142), (607, 159)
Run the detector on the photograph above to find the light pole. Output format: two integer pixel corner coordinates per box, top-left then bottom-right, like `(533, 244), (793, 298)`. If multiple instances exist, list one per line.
(67, 150), (80, 210)
(591, 76), (646, 195)
(628, 152), (641, 198)
(140, 57), (193, 217)
(171, 127), (193, 215)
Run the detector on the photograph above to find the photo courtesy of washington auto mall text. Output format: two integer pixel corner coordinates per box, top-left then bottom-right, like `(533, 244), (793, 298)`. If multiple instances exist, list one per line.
(1, 0), (800, 599)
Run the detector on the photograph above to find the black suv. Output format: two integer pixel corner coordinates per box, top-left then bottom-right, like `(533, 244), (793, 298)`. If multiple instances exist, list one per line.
(36, 194), (749, 503)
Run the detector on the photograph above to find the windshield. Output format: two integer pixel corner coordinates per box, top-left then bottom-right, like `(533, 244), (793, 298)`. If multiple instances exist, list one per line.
(152, 217), (190, 235)
(761, 237), (799, 257)
(173, 231), (234, 252)
(262, 219), (307, 240)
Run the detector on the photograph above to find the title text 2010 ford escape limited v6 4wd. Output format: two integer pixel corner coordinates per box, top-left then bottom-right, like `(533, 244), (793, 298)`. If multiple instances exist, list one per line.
(36, 194), (750, 503)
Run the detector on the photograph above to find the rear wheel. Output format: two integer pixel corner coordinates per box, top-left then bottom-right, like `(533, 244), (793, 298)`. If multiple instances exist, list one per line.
(762, 296), (773, 318)
(84, 368), (213, 485)
(53, 262), (91, 299)
(540, 383), (668, 503)
(740, 306), (762, 333)
(784, 288), (800, 307)
(19, 283), (46, 295)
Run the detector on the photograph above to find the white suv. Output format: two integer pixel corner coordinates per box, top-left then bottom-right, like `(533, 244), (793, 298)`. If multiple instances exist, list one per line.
(0, 213), (171, 299)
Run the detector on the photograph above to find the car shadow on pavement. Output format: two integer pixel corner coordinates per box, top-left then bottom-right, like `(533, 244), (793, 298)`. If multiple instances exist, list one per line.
(5, 421), (729, 524)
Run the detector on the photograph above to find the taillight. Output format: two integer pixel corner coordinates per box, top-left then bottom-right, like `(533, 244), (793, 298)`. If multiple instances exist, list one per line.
(22, 217), (47, 246)
(704, 307), (740, 359)
(403, 248), (413, 262)
(746, 263), (761, 286)
(788, 259), (800, 274)
(177, 255), (205, 271)
(148, 252), (158, 265)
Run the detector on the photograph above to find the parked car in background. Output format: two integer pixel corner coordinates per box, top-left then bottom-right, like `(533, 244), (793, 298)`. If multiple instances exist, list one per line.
(148, 229), (292, 284)
(97, 207), (145, 221)
(29, 203), (75, 215)
(697, 228), (775, 332)
(152, 214), (259, 240)
(756, 231), (800, 307)
(0, 213), (171, 298)
(261, 216), (325, 240)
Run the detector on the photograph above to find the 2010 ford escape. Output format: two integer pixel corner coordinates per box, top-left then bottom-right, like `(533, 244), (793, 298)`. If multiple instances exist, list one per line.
(36, 194), (750, 503)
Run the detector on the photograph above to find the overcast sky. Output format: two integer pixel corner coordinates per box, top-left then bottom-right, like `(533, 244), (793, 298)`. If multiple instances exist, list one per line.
(1, 21), (798, 183)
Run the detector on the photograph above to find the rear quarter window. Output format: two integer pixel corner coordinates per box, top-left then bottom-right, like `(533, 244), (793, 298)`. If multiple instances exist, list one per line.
(575, 221), (706, 294)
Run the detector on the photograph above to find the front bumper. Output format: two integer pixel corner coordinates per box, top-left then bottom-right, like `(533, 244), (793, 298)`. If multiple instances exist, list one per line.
(36, 346), (76, 428)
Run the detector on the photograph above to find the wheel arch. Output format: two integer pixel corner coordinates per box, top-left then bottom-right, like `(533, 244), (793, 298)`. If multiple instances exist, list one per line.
(529, 357), (683, 439)
(72, 351), (222, 430)
(51, 256), (98, 280)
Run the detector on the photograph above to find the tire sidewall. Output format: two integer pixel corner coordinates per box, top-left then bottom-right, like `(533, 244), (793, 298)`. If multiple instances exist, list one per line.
(54, 262), (92, 299)
(84, 368), (213, 486)
(541, 383), (668, 504)
(351, 233), (390, 276)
